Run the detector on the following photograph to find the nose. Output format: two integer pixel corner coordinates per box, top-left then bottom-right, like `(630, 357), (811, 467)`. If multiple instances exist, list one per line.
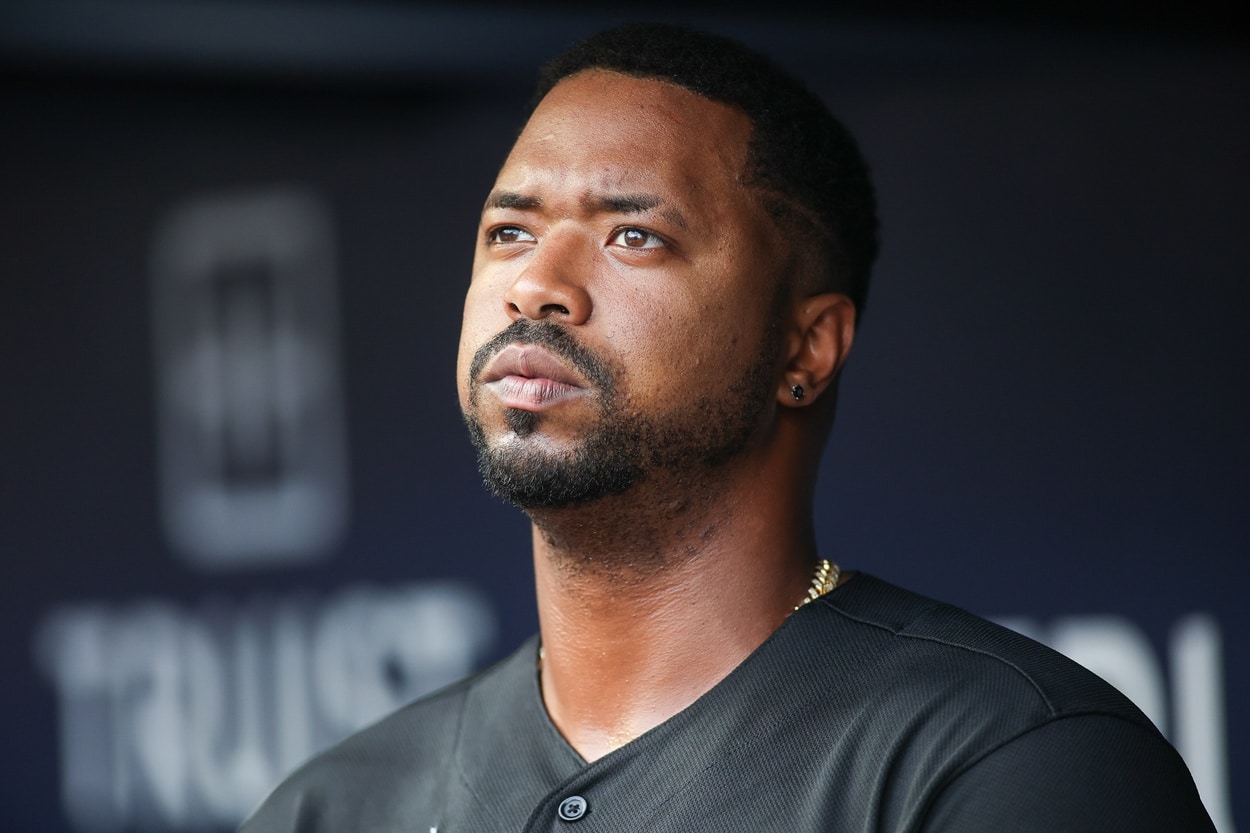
(503, 231), (592, 325)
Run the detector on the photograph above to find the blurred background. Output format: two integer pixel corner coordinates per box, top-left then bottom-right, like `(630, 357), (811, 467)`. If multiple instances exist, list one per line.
(2, 1), (1246, 830)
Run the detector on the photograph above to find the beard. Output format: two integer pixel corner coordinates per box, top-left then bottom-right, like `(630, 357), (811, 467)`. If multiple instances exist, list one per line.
(463, 318), (781, 510)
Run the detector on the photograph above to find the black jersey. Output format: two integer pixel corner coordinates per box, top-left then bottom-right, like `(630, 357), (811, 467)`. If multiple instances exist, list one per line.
(241, 574), (1214, 833)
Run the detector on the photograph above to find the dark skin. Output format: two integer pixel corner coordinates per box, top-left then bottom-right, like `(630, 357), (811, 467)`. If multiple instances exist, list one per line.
(457, 70), (856, 761)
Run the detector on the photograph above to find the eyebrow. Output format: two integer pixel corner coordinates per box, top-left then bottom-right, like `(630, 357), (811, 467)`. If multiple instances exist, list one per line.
(597, 194), (660, 213)
(593, 193), (689, 231)
(484, 189), (689, 231)
(485, 191), (541, 211)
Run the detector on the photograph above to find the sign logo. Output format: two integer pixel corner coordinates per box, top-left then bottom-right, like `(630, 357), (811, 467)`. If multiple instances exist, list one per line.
(151, 188), (348, 568)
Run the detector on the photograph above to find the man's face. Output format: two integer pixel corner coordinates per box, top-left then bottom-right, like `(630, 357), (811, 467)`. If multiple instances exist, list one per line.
(458, 70), (790, 509)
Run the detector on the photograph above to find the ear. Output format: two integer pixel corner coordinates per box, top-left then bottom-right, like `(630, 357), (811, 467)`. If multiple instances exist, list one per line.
(777, 293), (856, 407)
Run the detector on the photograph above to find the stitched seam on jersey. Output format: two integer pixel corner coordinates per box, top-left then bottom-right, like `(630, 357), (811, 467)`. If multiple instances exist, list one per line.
(450, 674), (510, 829)
(815, 596), (1059, 715)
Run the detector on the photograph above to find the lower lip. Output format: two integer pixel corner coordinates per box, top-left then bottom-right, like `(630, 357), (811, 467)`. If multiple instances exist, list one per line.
(484, 375), (586, 411)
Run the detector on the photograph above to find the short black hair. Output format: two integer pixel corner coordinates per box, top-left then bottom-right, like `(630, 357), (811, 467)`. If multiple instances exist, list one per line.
(534, 23), (879, 318)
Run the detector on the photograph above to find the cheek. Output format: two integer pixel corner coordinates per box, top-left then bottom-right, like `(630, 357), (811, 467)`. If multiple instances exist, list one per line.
(455, 339), (473, 407)
(457, 282), (499, 404)
(609, 299), (752, 405)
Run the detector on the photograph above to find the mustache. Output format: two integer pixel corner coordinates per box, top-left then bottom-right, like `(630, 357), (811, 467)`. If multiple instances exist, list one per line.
(468, 319), (617, 396)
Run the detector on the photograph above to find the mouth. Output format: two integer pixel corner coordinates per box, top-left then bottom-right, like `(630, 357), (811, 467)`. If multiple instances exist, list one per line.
(479, 343), (590, 412)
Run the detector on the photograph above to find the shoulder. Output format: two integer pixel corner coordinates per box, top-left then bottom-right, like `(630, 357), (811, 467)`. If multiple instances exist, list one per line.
(809, 573), (1153, 725)
(238, 639), (535, 833)
(796, 574), (1212, 831)
(923, 710), (1215, 832)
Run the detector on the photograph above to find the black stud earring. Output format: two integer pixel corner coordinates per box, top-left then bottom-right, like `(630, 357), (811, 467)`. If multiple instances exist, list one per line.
(791, 384), (805, 401)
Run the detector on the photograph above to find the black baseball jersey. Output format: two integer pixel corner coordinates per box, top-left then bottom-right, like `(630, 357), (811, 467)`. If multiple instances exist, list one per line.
(241, 574), (1214, 833)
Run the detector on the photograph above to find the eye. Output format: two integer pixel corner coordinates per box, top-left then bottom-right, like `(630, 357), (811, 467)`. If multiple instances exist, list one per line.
(487, 226), (536, 245)
(609, 227), (665, 249)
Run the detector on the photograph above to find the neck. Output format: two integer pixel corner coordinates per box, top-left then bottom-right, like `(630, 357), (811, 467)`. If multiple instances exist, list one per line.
(529, 453), (819, 762)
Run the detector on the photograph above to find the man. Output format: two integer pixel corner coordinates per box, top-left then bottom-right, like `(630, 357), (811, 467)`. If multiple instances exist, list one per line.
(242, 23), (1214, 832)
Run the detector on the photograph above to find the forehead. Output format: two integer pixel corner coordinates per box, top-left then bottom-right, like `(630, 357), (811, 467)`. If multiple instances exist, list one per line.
(497, 70), (755, 204)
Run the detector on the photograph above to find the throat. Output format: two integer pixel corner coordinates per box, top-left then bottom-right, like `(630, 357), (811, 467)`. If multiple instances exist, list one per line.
(528, 476), (728, 581)
(536, 630), (734, 763)
(527, 457), (827, 763)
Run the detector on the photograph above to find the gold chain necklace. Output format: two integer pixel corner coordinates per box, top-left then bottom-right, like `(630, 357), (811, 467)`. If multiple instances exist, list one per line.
(794, 559), (840, 611)
(539, 559), (841, 669)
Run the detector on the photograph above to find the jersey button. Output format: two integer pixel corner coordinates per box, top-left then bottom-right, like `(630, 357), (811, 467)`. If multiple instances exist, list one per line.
(557, 795), (588, 822)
